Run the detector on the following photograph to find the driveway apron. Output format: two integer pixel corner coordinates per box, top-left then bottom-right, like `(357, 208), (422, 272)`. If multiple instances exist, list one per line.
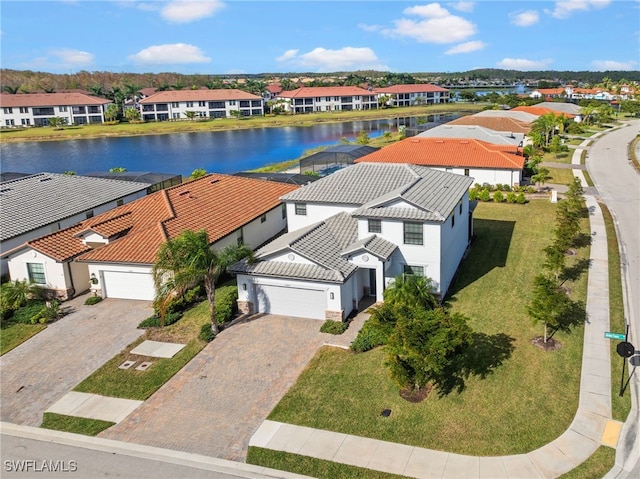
(100, 315), (328, 462)
(1, 295), (151, 426)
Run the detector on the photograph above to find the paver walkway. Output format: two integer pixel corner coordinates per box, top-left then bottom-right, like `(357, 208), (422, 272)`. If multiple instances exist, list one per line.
(0, 295), (151, 426)
(100, 315), (334, 462)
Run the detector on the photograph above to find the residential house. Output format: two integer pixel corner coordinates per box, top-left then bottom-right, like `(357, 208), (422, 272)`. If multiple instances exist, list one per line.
(230, 163), (474, 320)
(374, 84), (451, 106)
(355, 137), (524, 187)
(277, 86), (378, 113)
(3, 175), (298, 300)
(447, 115), (531, 135)
(417, 124), (524, 147)
(138, 89), (264, 121)
(0, 92), (112, 127)
(528, 88), (566, 100)
(83, 172), (183, 194)
(0, 173), (150, 278)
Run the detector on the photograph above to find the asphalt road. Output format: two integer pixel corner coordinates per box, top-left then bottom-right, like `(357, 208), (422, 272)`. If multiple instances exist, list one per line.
(586, 119), (640, 477)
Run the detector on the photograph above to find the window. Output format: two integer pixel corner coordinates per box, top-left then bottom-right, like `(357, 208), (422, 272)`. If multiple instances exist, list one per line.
(295, 203), (306, 215)
(186, 102), (194, 107)
(281, 204), (287, 219)
(464, 168), (470, 176)
(85, 210), (94, 219)
(27, 263), (46, 284)
(5, 119), (14, 126)
(368, 219), (381, 233)
(451, 210), (455, 228)
(172, 113), (180, 119)
(20, 107), (28, 113)
(229, 100), (236, 106)
(198, 101), (206, 107)
(403, 222), (423, 245)
(260, 213), (266, 223)
(459, 199), (462, 214)
(237, 228), (244, 245)
(21, 119), (30, 126)
(403, 265), (424, 277)
(117, 199), (124, 207)
(171, 102), (179, 108)
(3, 107), (13, 114)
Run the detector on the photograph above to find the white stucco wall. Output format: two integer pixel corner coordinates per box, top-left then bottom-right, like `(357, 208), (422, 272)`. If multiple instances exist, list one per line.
(285, 202), (357, 231)
(427, 167), (520, 187)
(438, 196), (471, 296)
(7, 248), (68, 294)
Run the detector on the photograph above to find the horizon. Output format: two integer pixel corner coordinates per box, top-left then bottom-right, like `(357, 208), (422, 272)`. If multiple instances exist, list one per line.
(1, 1), (639, 76)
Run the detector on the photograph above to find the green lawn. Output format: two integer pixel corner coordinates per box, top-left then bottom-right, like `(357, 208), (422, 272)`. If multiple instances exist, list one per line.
(0, 322), (46, 355)
(41, 413), (114, 436)
(557, 446), (616, 479)
(546, 166), (578, 185)
(256, 200), (589, 460)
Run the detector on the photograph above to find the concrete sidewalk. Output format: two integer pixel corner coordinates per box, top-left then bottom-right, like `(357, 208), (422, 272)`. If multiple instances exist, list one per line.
(250, 192), (617, 478)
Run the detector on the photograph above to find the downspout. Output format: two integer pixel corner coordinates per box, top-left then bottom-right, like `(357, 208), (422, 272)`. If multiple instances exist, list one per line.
(65, 262), (77, 299)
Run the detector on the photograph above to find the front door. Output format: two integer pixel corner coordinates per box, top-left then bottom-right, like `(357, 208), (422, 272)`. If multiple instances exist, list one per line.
(369, 269), (377, 296)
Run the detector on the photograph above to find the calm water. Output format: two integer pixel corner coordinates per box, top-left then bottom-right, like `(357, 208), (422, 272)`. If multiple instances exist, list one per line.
(1, 114), (459, 177)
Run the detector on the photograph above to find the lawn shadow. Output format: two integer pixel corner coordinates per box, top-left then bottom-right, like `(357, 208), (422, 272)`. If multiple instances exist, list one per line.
(446, 218), (516, 298)
(560, 258), (591, 284)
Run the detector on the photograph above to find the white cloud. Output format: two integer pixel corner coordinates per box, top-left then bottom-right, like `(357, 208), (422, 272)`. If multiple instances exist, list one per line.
(497, 58), (553, 70)
(161, 0), (224, 23)
(49, 48), (94, 66)
(591, 60), (638, 71)
(383, 3), (477, 43)
(510, 10), (539, 26)
(445, 40), (486, 54)
(276, 47), (389, 72)
(358, 23), (384, 33)
(276, 49), (299, 62)
(548, 0), (611, 19)
(128, 43), (211, 64)
(450, 2), (474, 13)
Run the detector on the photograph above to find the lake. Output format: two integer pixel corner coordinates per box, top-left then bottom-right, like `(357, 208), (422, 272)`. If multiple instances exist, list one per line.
(0, 113), (460, 177)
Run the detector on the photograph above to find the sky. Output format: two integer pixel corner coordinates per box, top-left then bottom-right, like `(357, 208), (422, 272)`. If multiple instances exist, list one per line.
(1, 0), (639, 75)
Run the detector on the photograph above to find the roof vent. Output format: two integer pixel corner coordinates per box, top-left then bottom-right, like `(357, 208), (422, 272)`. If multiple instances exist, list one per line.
(0, 188), (12, 193)
(179, 190), (190, 196)
(210, 179), (219, 184)
(39, 177), (53, 182)
(436, 140), (444, 143)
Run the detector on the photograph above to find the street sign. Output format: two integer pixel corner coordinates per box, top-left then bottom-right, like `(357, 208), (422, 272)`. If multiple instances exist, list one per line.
(605, 332), (626, 340)
(616, 342), (635, 359)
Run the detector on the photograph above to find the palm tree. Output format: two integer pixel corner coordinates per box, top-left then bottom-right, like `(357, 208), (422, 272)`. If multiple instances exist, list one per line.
(152, 230), (253, 333)
(531, 113), (557, 147)
(383, 275), (438, 312)
(2, 85), (20, 94)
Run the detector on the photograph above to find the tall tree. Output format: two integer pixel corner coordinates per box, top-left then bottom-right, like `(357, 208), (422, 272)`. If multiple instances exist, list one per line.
(527, 274), (574, 344)
(153, 230), (253, 333)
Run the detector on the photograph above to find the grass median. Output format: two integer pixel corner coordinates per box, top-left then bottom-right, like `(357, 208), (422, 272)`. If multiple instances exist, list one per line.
(0, 322), (46, 356)
(250, 200), (588, 469)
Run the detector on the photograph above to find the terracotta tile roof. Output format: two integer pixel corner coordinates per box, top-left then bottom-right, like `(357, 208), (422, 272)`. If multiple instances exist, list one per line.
(139, 89), (262, 104)
(447, 115), (531, 134)
(10, 175), (298, 265)
(355, 137), (525, 170)
(511, 106), (575, 118)
(0, 92), (111, 107)
(279, 86), (375, 98)
(535, 88), (565, 95)
(374, 84), (449, 94)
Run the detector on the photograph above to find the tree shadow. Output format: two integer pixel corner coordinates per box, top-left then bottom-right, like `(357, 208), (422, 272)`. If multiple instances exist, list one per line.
(560, 258), (591, 284)
(446, 219), (515, 298)
(572, 232), (592, 249)
(549, 299), (587, 338)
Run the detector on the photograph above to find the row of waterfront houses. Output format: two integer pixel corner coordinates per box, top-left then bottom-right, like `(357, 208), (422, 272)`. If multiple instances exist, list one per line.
(0, 84), (451, 126)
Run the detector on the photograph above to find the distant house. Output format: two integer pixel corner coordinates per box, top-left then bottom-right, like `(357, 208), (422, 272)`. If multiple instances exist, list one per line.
(417, 124), (524, 147)
(83, 172), (183, 194)
(277, 86), (378, 113)
(230, 163), (474, 320)
(299, 145), (380, 175)
(0, 92), (112, 127)
(529, 88), (566, 100)
(3, 175), (298, 300)
(447, 115), (531, 134)
(0, 173), (150, 278)
(374, 84), (451, 106)
(138, 89), (264, 121)
(355, 137), (524, 187)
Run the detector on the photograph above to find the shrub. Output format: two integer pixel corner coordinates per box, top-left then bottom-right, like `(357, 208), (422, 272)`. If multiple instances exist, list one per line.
(9, 300), (46, 324)
(468, 189), (479, 201)
(516, 192), (528, 204)
(199, 323), (216, 342)
(138, 311), (182, 328)
(479, 189), (491, 202)
(493, 190), (504, 203)
(351, 304), (397, 353)
(214, 286), (238, 325)
(506, 191), (517, 203)
(29, 300), (60, 324)
(320, 320), (348, 335)
(154, 284), (203, 316)
(84, 296), (103, 306)
(527, 186), (537, 193)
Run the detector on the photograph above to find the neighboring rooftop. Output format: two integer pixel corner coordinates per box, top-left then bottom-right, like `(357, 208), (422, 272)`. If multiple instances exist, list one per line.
(473, 109), (539, 123)
(533, 102), (582, 116)
(299, 145), (380, 173)
(511, 105), (575, 118)
(278, 86), (374, 98)
(0, 173), (150, 242)
(83, 172), (183, 192)
(233, 172), (320, 185)
(139, 89), (262, 103)
(374, 84), (449, 94)
(0, 92), (111, 107)
(447, 115), (531, 133)
(417, 124), (524, 146)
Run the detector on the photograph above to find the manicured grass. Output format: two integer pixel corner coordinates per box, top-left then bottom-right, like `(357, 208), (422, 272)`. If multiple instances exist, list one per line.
(557, 446), (616, 479)
(630, 135), (640, 173)
(246, 448), (410, 479)
(260, 201), (589, 457)
(0, 104), (484, 143)
(600, 203), (632, 421)
(546, 166), (578, 185)
(41, 413), (115, 436)
(543, 150), (573, 164)
(0, 322), (46, 355)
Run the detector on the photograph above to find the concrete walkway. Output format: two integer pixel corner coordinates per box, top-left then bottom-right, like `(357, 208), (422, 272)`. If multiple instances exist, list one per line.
(250, 164), (618, 477)
(46, 392), (143, 424)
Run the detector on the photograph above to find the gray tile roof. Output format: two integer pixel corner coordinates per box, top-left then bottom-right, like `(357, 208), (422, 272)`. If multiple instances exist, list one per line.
(416, 124), (524, 146)
(0, 173), (150, 241)
(341, 235), (397, 260)
(474, 110), (538, 122)
(534, 102), (582, 115)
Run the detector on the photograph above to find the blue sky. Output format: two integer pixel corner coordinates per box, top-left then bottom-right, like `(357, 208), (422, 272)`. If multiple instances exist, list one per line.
(1, 1), (639, 74)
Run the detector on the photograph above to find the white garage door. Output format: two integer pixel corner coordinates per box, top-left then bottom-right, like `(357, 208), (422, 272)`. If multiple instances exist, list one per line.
(255, 284), (326, 320)
(102, 271), (155, 301)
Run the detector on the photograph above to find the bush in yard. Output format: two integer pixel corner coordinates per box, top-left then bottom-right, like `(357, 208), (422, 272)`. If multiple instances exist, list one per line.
(506, 191), (517, 203)
(351, 302), (397, 352)
(479, 188), (491, 202)
(84, 296), (103, 306)
(493, 190), (504, 203)
(199, 323), (216, 342)
(138, 311), (182, 328)
(320, 320), (348, 335)
(214, 286), (238, 325)
(9, 300), (47, 324)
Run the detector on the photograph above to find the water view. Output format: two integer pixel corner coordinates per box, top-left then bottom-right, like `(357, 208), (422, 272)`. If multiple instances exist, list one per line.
(1, 114), (460, 177)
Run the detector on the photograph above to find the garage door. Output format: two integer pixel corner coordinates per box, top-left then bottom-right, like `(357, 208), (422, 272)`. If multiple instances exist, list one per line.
(102, 271), (155, 301)
(255, 284), (326, 319)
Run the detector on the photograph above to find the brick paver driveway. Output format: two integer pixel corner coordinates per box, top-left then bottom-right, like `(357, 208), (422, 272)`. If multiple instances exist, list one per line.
(0, 295), (151, 426)
(100, 315), (329, 462)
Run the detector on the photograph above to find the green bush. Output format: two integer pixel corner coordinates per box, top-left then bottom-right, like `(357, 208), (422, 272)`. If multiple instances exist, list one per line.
(320, 320), (348, 335)
(516, 192), (528, 204)
(153, 284), (203, 316)
(506, 191), (517, 203)
(350, 305), (396, 353)
(215, 286), (238, 325)
(468, 189), (479, 201)
(9, 300), (46, 324)
(138, 311), (182, 328)
(84, 296), (103, 306)
(493, 190), (504, 203)
(479, 189), (491, 202)
(199, 323), (216, 342)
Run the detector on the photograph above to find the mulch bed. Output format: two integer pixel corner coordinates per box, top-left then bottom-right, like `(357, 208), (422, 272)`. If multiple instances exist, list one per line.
(531, 336), (562, 351)
(400, 384), (432, 403)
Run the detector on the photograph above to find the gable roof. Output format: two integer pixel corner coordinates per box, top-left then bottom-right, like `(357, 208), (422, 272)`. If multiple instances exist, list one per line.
(5, 175), (298, 264)
(529, 102), (582, 116)
(0, 173), (150, 242)
(416, 124), (524, 146)
(473, 109), (539, 123)
(511, 105), (575, 118)
(139, 89), (262, 103)
(355, 137), (524, 171)
(278, 86), (374, 98)
(374, 84), (449, 94)
(447, 115), (531, 133)
(282, 163), (473, 221)
(0, 92), (111, 107)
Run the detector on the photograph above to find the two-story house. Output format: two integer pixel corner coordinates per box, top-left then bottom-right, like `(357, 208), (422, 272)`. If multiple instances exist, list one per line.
(277, 86), (378, 113)
(374, 84), (451, 106)
(230, 163), (474, 320)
